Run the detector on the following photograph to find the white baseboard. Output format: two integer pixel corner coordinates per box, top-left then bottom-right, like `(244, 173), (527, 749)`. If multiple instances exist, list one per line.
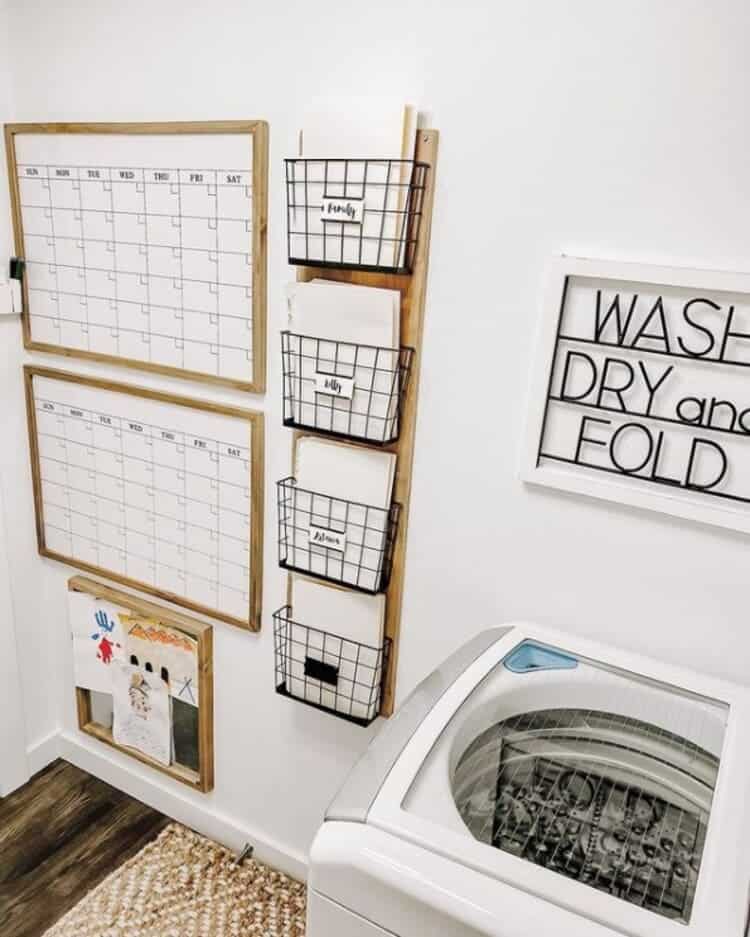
(27, 729), (61, 776)
(58, 729), (308, 881)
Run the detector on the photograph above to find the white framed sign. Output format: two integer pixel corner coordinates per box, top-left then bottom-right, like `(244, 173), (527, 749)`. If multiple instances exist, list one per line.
(522, 255), (750, 534)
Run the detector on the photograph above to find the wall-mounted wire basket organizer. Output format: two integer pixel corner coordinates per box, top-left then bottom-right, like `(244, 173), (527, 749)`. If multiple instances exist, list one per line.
(281, 331), (414, 444)
(273, 605), (391, 726)
(278, 127), (439, 724)
(284, 158), (429, 274)
(276, 476), (400, 594)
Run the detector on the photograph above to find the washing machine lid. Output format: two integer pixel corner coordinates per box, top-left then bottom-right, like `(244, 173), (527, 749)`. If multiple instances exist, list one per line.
(366, 624), (750, 937)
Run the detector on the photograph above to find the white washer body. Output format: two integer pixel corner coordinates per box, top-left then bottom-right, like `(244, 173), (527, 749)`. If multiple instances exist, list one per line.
(307, 624), (750, 937)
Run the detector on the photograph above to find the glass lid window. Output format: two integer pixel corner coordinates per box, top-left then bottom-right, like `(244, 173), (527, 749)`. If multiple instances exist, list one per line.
(453, 707), (722, 924)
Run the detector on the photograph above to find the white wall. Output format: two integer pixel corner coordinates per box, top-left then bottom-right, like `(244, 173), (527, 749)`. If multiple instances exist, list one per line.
(3, 0), (750, 867)
(0, 0), (42, 794)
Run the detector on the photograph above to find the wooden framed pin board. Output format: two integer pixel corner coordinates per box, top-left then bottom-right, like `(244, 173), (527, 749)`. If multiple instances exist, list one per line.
(25, 365), (264, 630)
(69, 576), (213, 792)
(5, 121), (268, 392)
(523, 255), (750, 534)
(281, 128), (439, 719)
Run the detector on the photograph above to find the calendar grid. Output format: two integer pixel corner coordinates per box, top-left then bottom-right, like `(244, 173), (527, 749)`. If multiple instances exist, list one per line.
(107, 171), (121, 353)
(39, 412), (251, 615)
(26, 288), (249, 323)
(25, 230), (250, 254)
(176, 164), (186, 367)
(43, 164), (61, 326)
(74, 168), (90, 339)
(37, 398), (252, 583)
(17, 158), (256, 385)
(141, 172), (153, 365)
(37, 426), (249, 493)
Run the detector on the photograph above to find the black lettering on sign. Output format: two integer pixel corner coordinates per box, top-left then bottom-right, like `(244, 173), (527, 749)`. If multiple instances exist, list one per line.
(119, 171), (135, 180)
(537, 270), (750, 521)
(26, 167), (39, 176)
(153, 171), (169, 181)
(161, 431), (175, 441)
(87, 169), (101, 179)
(226, 174), (241, 184)
(98, 415), (112, 425)
(678, 298), (720, 357)
(193, 439), (206, 449)
(69, 408), (83, 417)
(573, 416), (729, 491)
(128, 422), (143, 432)
(42, 402), (54, 411)
(55, 169), (71, 178)
(190, 173), (204, 183)
(226, 446), (241, 457)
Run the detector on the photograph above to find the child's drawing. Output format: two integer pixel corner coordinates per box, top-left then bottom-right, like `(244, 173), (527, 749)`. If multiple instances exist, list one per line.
(112, 662), (171, 765)
(123, 615), (199, 708)
(128, 672), (152, 717)
(68, 592), (126, 693)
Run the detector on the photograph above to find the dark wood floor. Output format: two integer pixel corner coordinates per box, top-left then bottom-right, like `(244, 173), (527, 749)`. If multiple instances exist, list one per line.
(0, 759), (169, 937)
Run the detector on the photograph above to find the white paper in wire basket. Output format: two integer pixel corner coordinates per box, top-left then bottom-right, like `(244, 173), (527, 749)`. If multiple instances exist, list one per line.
(288, 575), (385, 719)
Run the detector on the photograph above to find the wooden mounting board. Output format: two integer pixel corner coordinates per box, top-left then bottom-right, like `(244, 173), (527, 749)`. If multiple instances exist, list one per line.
(26, 365), (264, 631)
(69, 575), (214, 792)
(5, 121), (268, 392)
(291, 129), (439, 716)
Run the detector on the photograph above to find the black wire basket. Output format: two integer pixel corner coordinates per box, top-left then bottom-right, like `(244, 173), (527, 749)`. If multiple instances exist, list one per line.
(284, 158), (429, 274)
(276, 476), (400, 594)
(273, 606), (390, 726)
(281, 331), (414, 444)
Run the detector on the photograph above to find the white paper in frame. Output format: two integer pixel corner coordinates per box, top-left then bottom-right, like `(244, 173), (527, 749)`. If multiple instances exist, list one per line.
(522, 256), (750, 535)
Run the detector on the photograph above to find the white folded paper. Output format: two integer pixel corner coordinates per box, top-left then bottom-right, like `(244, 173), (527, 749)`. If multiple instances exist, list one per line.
(298, 98), (415, 160)
(288, 437), (397, 591)
(288, 279), (399, 345)
(285, 280), (401, 440)
(287, 575), (386, 720)
(296, 436), (395, 505)
(290, 100), (418, 269)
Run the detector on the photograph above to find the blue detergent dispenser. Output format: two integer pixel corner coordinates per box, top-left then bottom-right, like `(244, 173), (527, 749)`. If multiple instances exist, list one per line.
(503, 640), (578, 674)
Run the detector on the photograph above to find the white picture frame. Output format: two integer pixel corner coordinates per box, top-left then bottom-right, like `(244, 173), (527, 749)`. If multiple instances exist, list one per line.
(521, 255), (750, 534)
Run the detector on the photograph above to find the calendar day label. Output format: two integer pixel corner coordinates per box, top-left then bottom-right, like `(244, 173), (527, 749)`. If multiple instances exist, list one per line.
(320, 196), (364, 224)
(314, 372), (355, 399)
(308, 525), (346, 552)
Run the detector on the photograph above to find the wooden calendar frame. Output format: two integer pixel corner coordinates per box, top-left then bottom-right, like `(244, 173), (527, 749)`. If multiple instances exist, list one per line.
(69, 575), (214, 792)
(5, 121), (268, 393)
(25, 365), (264, 630)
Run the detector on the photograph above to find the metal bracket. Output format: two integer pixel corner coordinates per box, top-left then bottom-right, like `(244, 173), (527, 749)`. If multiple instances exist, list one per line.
(9, 257), (25, 281)
(233, 842), (254, 866)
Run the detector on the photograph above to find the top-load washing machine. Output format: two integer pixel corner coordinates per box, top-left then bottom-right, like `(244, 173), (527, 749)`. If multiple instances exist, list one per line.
(307, 624), (750, 937)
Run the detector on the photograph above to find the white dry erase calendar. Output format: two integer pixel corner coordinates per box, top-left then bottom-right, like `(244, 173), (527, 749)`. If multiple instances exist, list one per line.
(6, 122), (268, 391)
(26, 366), (264, 629)
(523, 256), (750, 535)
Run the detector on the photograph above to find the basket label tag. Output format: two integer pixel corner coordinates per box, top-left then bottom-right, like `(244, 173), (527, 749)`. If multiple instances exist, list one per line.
(314, 372), (355, 399)
(308, 525), (346, 552)
(304, 655), (339, 687)
(320, 196), (364, 224)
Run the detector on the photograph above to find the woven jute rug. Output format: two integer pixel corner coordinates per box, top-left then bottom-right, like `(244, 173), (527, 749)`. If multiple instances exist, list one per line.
(43, 823), (306, 937)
